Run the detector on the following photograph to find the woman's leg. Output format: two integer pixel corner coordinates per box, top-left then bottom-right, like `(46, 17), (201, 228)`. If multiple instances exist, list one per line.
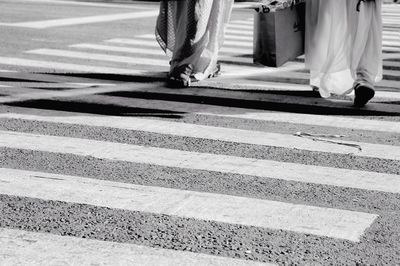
(156, 0), (233, 87)
(305, 0), (382, 106)
(349, 0), (383, 106)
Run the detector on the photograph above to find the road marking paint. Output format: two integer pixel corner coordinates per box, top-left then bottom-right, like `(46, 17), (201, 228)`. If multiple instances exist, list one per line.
(384, 40), (400, 47)
(64, 82), (116, 88)
(137, 33), (254, 42)
(227, 24), (253, 30)
(229, 20), (254, 25)
(0, 56), (147, 74)
(200, 111), (400, 134)
(26, 49), (169, 67)
(0, 131), (399, 194)
(106, 38), (160, 47)
(70, 43), (165, 56)
(225, 29), (253, 36)
(14, 0), (153, 9)
(105, 38), (252, 54)
(0, 82), (162, 104)
(0, 168), (378, 242)
(219, 62), (305, 77)
(0, 228), (268, 266)
(0, 11), (158, 29)
(1, 113), (399, 161)
(223, 40), (253, 48)
(224, 34), (254, 41)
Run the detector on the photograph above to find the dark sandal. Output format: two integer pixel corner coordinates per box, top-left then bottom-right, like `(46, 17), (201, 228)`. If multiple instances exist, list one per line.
(354, 83), (375, 107)
(167, 64), (193, 88)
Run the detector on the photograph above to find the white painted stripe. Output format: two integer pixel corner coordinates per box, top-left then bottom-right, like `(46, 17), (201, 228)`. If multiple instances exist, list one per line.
(384, 40), (400, 47)
(224, 40), (253, 48)
(64, 82), (116, 88)
(199, 111), (400, 134)
(225, 28), (253, 36)
(1, 113), (399, 161)
(219, 62), (304, 77)
(1, 131), (399, 194)
(374, 90), (400, 101)
(0, 229), (268, 266)
(137, 33), (254, 42)
(0, 69), (18, 73)
(0, 56), (146, 74)
(70, 43), (165, 56)
(227, 24), (253, 30)
(230, 20), (254, 25)
(26, 49), (169, 67)
(14, 0), (152, 9)
(224, 34), (254, 41)
(220, 46), (252, 54)
(105, 38), (252, 54)
(106, 38), (159, 47)
(0, 168), (378, 242)
(1, 11), (158, 29)
(0, 82), (162, 104)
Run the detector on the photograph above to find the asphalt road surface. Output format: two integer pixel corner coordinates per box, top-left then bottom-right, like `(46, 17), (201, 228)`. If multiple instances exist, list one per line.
(0, 0), (400, 265)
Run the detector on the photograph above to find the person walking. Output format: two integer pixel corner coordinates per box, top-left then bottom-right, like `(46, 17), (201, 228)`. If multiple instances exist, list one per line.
(305, 0), (383, 107)
(156, 0), (234, 88)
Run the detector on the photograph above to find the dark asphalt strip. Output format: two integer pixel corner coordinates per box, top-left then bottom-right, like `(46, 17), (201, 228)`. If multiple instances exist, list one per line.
(1, 195), (399, 265)
(1, 119), (399, 175)
(1, 148), (400, 214)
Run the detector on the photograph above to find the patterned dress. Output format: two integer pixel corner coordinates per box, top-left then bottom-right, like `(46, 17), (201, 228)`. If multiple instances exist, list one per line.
(156, 0), (234, 81)
(305, 0), (383, 98)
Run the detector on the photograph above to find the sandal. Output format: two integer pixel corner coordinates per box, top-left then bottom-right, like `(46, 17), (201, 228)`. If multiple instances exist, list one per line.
(167, 64), (193, 88)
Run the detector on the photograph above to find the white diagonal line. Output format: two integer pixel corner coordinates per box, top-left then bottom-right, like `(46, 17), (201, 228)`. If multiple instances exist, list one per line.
(26, 49), (169, 67)
(0, 56), (146, 74)
(1, 113), (399, 160)
(0, 11), (158, 29)
(0, 131), (399, 194)
(12, 0), (152, 9)
(0, 168), (378, 242)
(0, 82), (162, 104)
(70, 43), (165, 56)
(0, 228), (269, 266)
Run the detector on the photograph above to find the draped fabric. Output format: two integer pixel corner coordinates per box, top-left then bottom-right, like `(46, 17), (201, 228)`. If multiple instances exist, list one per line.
(156, 0), (234, 81)
(305, 0), (383, 98)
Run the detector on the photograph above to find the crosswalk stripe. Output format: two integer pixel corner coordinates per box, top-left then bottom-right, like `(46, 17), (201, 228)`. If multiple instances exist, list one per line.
(0, 56), (147, 74)
(70, 43), (165, 56)
(106, 38), (160, 47)
(227, 24), (253, 30)
(225, 29), (253, 36)
(0, 82), (162, 104)
(2, 113), (399, 160)
(0, 11), (158, 29)
(75, 94), (400, 133)
(1, 131), (399, 194)
(26, 49), (169, 67)
(0, 168), (378, 242)
(223, 40), (253, 48)
(15, 0), (153, 9)
(0, 228), (269, 266)
(198, 110), (400, 134)
(105, 38), (253, 55)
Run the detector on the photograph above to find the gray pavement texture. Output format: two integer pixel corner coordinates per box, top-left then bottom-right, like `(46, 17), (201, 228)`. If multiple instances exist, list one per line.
(1, 0), (400, 265)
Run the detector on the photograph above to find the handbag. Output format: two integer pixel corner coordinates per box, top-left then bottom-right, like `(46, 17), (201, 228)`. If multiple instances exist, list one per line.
(252, 0), (306, 67)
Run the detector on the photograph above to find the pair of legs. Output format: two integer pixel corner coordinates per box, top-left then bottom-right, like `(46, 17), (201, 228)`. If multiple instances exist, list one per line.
(156, 0), (234, 88)
(305, 0), (383, 106)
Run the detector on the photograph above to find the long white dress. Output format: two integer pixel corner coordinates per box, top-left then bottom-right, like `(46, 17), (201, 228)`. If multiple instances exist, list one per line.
(305, 0), (383, 98)
(156, 0), (234, 81)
